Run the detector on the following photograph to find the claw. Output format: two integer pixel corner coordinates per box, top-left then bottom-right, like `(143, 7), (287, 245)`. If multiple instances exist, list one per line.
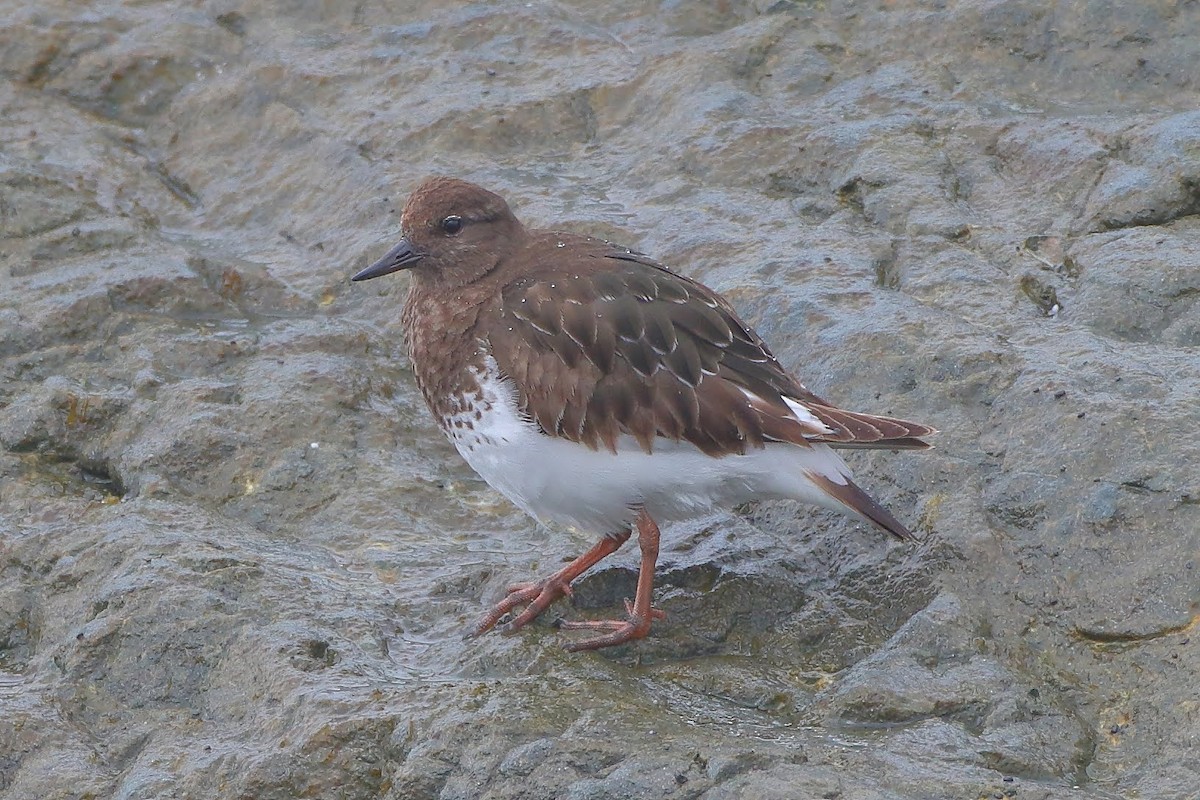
(560, 615), (658, 651)
(469, 512), (667, 652)
(555, 598), (667, 651)
(474, 576), (572, 636)
(472, 531), (632, 641)
(621, 597), (666, 620)
(556, 511), (664, 651)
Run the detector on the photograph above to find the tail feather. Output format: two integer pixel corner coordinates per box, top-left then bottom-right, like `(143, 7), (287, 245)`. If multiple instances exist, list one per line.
(806, 405), (937, 450)
(805, 471), (918, 541)
(823, 436), (932, 451)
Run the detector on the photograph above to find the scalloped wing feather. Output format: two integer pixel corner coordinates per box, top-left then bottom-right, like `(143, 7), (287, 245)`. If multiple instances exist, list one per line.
(489, 245), (927, 457)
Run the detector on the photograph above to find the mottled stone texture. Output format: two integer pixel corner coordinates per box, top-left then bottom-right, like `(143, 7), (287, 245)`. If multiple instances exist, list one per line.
(1, 1), (1197, 798)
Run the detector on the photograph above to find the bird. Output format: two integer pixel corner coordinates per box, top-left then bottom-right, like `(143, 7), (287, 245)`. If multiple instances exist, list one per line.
(352, 177), (936, 651)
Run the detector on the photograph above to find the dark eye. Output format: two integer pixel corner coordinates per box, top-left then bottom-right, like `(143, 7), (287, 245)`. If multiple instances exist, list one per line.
(440, 215), (463, 235)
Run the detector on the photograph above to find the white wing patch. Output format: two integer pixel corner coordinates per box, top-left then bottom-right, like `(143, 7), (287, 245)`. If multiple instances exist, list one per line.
(783, 395), (835, 436)
(735, 385), (835, 436)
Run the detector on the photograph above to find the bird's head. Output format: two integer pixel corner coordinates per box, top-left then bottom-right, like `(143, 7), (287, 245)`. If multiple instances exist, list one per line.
(352, 176), (525, 288)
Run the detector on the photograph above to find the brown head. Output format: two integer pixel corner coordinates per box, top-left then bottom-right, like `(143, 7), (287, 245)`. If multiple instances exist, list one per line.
(352, 177), (527, 288)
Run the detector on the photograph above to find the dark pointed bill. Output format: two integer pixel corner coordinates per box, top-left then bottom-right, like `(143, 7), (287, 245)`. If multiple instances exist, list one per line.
(352, 237), (424, 281)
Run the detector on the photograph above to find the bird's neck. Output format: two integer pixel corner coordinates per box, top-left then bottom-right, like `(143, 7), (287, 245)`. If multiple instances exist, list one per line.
(401, 271), (504, 417)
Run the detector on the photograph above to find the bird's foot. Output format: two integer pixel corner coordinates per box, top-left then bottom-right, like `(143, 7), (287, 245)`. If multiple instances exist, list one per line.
(473, 576), (575, 637)
(555, 598), (666, 651)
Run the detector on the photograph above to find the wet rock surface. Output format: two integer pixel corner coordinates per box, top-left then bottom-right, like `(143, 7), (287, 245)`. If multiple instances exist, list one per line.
(2, 1), (1198, 798)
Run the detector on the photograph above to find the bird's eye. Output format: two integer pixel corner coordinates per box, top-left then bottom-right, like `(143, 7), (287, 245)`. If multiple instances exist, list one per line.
(440, 215), (464, 235)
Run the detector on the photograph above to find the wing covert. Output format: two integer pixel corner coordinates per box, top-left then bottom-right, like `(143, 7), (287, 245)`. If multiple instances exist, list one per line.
(490, 248), (834, 455)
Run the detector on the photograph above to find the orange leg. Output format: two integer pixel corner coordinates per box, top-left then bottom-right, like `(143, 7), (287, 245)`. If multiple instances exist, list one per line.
(473, 528), (632, 637)
(556, 509), (666, 651)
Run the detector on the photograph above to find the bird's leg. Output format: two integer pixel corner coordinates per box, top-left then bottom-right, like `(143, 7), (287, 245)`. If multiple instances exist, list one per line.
(473, 528), (632, 637)
(557, 509), (666, 651)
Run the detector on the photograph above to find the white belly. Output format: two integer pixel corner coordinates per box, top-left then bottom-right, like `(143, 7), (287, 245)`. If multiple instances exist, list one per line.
(440, 357), (860, 534)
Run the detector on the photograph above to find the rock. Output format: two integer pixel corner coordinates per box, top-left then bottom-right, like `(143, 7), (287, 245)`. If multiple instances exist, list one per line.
(1, 1), (1197, 798)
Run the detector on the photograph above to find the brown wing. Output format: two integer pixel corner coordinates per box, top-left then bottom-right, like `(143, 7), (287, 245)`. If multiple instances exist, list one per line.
(489, 245), (934, 455)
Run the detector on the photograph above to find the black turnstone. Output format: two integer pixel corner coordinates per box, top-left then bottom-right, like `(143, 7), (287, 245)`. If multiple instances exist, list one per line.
(353, 177), (936, 651)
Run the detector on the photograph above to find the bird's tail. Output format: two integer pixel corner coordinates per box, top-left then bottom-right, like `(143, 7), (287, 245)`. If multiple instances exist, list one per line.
(806, 406), (937, 451)
(805, 470), (919, 541)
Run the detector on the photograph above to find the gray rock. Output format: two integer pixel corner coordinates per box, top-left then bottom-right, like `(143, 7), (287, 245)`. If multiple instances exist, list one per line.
(1, 1), (1196, 799)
